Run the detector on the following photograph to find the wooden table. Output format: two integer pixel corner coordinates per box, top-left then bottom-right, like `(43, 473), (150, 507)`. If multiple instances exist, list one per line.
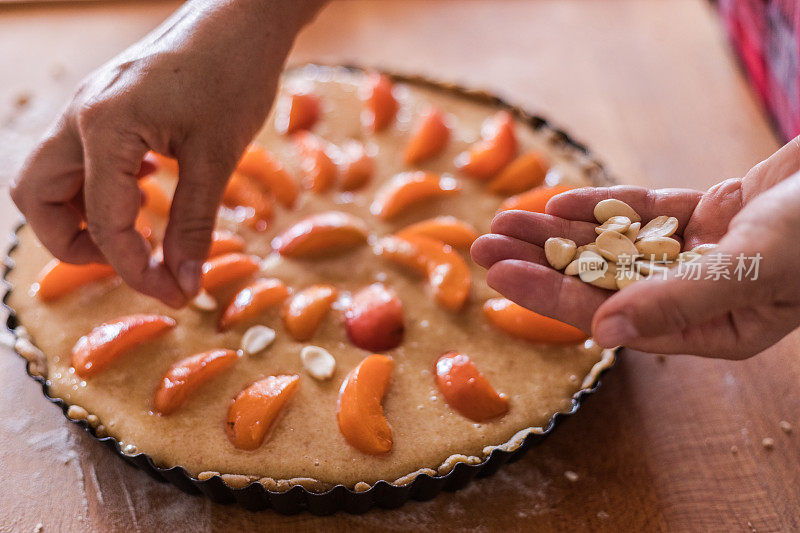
(0, 1), (795, 531)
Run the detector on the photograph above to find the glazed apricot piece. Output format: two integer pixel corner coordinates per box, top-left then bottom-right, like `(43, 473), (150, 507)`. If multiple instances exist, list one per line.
(276, 92), (320, 135)
(362, 72), (397, 132)
(339, 141), (374, 191)
(487, 151), (549, 196)
(483, 298), (588, 344)
(223, 172), (273, 230)
(154, 349), (237, 415)
(283, 284), (338, 341)
(337, 354), (394, 455)
(71, 314), (176, 378)
(377, 234), (470, 312)
(139, 178), (172, 217)
(219, 278), (290, 330)
(396, 216), (478, 249)
(236, 144), (298, 208)
(227, 375), (300, 450)
(499, 184), (574, 213)
(294, 132), (337, 193)
(435, 352), (509, 422)
(271, 211), (368, 259)
(370, 171), (460, 220)
(201, 253), (260, 292)
(209, 230), (246, 257)
(344, 284), (405, 352)
(403, 107), (450, 165)
(35, 260), (116, 302)
(455, 111), (517, 179)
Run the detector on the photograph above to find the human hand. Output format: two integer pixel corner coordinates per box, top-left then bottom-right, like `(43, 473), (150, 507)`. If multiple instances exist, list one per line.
(10, 0), (325, 307)
(471, 137), (800, 359)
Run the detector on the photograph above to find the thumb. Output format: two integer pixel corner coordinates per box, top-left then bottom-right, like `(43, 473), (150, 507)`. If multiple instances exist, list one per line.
(163, 142), (238, 299)
(591, 244), (766, 349)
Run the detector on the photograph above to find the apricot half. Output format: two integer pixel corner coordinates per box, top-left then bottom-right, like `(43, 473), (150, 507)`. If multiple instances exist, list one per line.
(435, 352), (509, 422)
(483, 298), (588, 344)
(455, 111), (517, 179)
(361, 72), (397, 132)
(201, 253), (260, 292)
(370, 171), (460, 220)
(227, 375), (300, 450)
(236, 144), (298, 208)
(154, 349), (237, 415)
(34, 260), (116, 302)
(396, 216), (478, 249)
(337, 354), (394, 455)
(271, 211), (368, 259)
(219, 278), (290, 330)
(283, 284), (338, 341)
(403, 107), (450, 165)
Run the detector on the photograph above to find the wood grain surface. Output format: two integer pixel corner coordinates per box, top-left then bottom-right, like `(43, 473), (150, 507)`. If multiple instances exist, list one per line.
(0, 1), (795, 531)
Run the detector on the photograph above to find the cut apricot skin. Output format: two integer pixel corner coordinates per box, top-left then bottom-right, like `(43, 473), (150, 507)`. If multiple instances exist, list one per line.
(362, 73), (398, 132)
(455, 111), (517, 179)
(283, 284), (338, 341)
(154, 349), (237, 415)
(271, 211), (368, 259)
(370, 171), (460, 220)
(403, 107), (450, 165)
(140, 178), (172, 216)
(337, 354), (394, 455)
(435, 352), (509, 422)
(219, 278), (290, 331)
(499, 184), (575, 213)
(71, 314), (176, 378)
(487, 151), (550, 196)
(339, 141), (374, 191)
(236, 144), (298, 208)
(294, 132), (337, 193)
(201, 253), (260, 292)
(227, 375), (300, 451)
(35, 260), (116, 302)
(209, 230), (246, 257)
(483, 298), (588, 344)
(277, 92), (320, 135)
(223, 172), (273, 229)
(377, 234), (470, 312)
(396, 216), (478, 250)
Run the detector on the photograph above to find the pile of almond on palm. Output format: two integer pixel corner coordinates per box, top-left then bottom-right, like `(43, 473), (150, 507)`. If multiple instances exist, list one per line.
(544, 199), (716, 290)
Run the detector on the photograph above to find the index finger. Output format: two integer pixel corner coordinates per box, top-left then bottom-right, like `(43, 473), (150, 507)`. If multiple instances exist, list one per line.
(545, 185), (703, 230)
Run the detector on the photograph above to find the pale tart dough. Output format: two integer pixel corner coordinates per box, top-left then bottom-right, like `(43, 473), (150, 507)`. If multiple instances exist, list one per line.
(7, 65), (612, 488)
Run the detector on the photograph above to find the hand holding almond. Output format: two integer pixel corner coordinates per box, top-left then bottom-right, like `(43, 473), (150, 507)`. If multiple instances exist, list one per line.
(472, 136), (800, 359)
(10, 0), (325, 308)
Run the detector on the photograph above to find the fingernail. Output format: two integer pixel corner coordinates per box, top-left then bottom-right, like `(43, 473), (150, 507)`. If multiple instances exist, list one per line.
(594, 315), (638, 347)
(177, 260), (201, 298)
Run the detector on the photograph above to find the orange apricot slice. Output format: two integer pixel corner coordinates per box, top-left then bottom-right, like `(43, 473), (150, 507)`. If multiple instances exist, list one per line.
(276, 92), (320, 135)
(35, 260), (116, 302)
(455, 111), (517, 179)
(337, 354), (394, 455)
(499, 184), (574, 213)
(140, 178), (171, 216)
(283, 284), (338, 341)
(294, 132), (337, 193)
(223, 172), (273, 230)
(201, 253), (260, 292)
(396, 216), (478, 249)
(403, 107), (450, 165)
(227, 374), (300, 450)
(209, 230), (246, 257)
(483, 298), (588, 344)
(219, 278), (290, 330)
(487, 151), (549, 196)
(236, 144), (298, 208)
(370, 171), (460, 220)
(361, 72), (397, 132)
(71, 314), (176, 377)
(339, 141), (374, 191)
(148, 152), (178, 175)
(154, 349), (237, 415)
(435, 352), (509, 422)
(377, 234), (470, 311)
(271, 211), (368, 259)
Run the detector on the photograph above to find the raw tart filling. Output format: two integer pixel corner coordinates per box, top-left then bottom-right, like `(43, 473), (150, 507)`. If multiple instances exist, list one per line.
(7, 65), (614, 491)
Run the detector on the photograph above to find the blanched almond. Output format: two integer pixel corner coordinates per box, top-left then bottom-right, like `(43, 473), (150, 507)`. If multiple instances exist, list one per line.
(241, 325), (277, 355)
(623, 222), (640, 242)
(300, 345), (336, 381)
(564, 260), (580, 276)
(595, 230), (639, 263)
(615, 268), (642, 289)
(588, 261), (618, 290)
(595, 216), (631, 235)
(576, 243), (600, 255)
(593, 199), (641, 224)
(190, 290), (217, 311)
(576, 250), (608, 284)
(544, 237), (577, 270)
(636, 236), (680, 262)
(637, 215), (678, 241)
